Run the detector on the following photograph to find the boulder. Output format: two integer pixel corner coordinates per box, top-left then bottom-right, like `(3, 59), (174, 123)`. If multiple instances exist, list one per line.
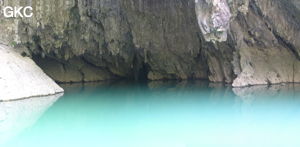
(0, 45), (63, 101)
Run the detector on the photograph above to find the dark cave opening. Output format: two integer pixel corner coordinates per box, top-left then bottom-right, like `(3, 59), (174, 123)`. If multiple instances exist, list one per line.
(134, 63), (150, 82)
(132, 52), (150, 82)
(32, 52), (152, 84)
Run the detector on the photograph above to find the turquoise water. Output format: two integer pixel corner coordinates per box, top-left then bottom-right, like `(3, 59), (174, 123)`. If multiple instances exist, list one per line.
(1, 81), (300, 147)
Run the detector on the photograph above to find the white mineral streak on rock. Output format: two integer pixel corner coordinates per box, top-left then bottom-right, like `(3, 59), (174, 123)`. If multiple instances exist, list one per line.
(195, 0), (231, 42)
(0, 44), (64, 101)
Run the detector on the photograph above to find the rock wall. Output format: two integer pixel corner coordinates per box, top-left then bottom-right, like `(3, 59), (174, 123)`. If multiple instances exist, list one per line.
(195, 0), (300, 86)
(0, 0), (299, 86)
(1, 0), (207, 82)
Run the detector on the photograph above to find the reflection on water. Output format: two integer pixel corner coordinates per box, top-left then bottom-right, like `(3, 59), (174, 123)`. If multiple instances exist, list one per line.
(1, 81), (300, 147)
(0, 94), (63, 145)
(233, 84), (300, 113)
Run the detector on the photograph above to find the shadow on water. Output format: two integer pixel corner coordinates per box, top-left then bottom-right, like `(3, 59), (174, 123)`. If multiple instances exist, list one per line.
(1, 81), (300, 147)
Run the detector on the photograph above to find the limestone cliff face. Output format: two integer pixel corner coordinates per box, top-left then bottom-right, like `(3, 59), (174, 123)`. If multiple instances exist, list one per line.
(1, 0), (207, 82)
(0, 0), (299, 86)
(195, 0), (300, 86)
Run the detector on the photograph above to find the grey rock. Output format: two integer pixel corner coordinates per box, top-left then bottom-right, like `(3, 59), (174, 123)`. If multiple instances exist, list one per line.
(0, 0), (299, 86)
(196, 0), (300, 86)
(0, 45), (63, 101)
(0, 0), (208, 82)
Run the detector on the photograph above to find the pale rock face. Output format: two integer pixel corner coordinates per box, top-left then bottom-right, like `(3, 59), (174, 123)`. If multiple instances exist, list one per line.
(196, 0), (300, 87)
(0, 45), (63, 101)
(195, 0), (231, 42)
(230, 0), (300, 87)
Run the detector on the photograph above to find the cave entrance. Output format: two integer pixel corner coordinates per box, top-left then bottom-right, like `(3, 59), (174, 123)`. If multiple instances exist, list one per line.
(132, 52), (149, 82)
(133, 63), (149, 82)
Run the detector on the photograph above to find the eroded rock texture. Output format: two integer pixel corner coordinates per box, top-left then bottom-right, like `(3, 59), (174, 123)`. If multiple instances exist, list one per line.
(195, 0), (231, 42)
(0, 0), (299, 86)
(1, 0), (207, 82)
(195, 0), (300, 86)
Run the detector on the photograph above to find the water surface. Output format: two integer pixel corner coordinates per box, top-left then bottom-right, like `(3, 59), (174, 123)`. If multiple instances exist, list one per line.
(1, 81), (300, 147)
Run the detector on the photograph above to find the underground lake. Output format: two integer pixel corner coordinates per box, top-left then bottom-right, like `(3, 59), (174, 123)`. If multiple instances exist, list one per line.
(1, 81), (300, 147)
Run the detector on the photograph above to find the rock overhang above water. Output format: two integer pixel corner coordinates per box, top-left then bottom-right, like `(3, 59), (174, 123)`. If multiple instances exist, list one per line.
(0, 0), (299, 87)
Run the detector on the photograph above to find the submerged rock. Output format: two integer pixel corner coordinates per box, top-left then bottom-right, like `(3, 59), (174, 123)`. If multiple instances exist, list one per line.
(0, 93), (62, 145)
(0, 45), (63, 101)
